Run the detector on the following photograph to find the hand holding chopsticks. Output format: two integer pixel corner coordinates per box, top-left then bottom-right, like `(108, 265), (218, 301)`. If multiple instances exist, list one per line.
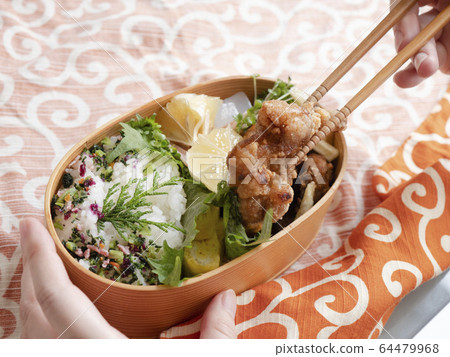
(296, 0), (450, 162)
(393, 0), (450, 88)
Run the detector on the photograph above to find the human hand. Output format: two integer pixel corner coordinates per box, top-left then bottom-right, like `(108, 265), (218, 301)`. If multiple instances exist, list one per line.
(20, 217), (237, 338)
(392, 0), (450, 87)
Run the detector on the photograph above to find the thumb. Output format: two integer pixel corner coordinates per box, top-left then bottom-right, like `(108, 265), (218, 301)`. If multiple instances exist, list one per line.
(200, 289), (237, 339)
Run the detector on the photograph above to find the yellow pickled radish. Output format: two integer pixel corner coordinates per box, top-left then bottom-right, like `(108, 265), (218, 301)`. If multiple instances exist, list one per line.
(156, 93), (222, 146)
(186, 126), (241, 192)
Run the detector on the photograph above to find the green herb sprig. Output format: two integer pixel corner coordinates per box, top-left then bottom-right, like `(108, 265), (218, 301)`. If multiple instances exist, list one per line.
(97, 174), (185, 243)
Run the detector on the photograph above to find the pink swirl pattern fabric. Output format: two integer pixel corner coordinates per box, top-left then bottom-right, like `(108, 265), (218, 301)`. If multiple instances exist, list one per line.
(0, 0), (448, 338)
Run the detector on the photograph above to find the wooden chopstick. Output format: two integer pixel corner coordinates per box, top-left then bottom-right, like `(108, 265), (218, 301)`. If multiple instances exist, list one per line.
(307, 0), (418, 103)
(297, 3), (450, 163)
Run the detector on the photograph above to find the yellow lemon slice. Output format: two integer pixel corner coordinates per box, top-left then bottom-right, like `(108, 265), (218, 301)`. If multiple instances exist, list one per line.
(186, 126), (241, 192)
(156, 93), (222, 146)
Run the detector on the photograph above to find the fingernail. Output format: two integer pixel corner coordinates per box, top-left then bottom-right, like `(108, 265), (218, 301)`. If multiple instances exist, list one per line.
(221, 289), (237, 317)
(414, 52), (427, 71)
(394, 30), (403, 52)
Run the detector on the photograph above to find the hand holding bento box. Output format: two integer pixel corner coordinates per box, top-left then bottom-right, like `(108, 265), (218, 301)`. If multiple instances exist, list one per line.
(19, 217), (237, 338)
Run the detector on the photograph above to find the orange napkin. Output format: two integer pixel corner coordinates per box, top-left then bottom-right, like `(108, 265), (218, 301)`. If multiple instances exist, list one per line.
(373, 86), (450, 201)
(162, 84), (450, 339)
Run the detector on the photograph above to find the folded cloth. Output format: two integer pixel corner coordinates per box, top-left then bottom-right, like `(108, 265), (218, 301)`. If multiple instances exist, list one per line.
(162, 85), (450, 339)
(373, 84), (450, 200)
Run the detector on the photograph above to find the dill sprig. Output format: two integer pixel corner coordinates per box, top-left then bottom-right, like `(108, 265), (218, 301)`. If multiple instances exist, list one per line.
(97, 174), (185, 243)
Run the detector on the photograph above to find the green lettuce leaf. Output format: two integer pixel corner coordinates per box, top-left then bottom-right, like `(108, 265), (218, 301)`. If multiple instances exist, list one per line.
(180, 182), (215, 248)
(148, 241), (184, 287)
(206, 181), (274, 260)
(180, 180), (274, 262)
(224, 206), (273, 260)
(106, 114), (190, 178)
(106, 123), (148, 163)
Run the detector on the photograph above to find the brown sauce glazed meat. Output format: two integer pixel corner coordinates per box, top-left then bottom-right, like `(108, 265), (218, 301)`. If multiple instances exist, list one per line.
(227, 99), (330, 233)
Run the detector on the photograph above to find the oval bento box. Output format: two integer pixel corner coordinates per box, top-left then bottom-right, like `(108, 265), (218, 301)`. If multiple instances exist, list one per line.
(44, 76), (348, 338)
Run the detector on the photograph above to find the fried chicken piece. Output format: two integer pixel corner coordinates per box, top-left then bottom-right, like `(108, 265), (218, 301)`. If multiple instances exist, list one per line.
(227, 100), (329, 233)
(296, 153), (334, 203)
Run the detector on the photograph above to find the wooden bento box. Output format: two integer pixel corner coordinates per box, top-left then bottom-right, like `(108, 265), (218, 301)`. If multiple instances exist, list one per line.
(44, 76), (348, 338)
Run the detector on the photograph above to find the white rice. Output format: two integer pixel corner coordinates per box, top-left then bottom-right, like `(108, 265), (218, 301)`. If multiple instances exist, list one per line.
(55, 151), (187, 249)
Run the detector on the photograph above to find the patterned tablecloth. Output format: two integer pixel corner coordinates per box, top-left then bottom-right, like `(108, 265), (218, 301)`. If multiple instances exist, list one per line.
(0, 0), (448, 339)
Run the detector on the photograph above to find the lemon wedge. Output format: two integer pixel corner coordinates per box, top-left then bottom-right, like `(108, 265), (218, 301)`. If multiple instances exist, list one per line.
(186, 126), (241, 192)
(156, 93), (222, 146)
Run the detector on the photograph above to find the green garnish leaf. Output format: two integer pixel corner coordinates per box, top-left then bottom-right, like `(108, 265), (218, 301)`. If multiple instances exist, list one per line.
(106, 123), (148, 163)
(243, 207), (273, 246)
(97, 177), (185, 242)
(216, 184), (273, 260)
(180, 182), (214, 248)
(148, 241), (184, 287)
(224, 209), (273, 260)
(224, 234), (250, 260)
(106, 114), (190, 179)
(188, 179), (274, 260)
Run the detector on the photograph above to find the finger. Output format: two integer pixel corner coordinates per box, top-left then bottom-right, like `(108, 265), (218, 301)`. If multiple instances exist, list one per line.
(394, 62), (426, 87)
(20, 217), (126, 338)
(200, 289), (237, 339)
(20, 264), (57, 338)
(435, 0), (450, 12)
(413, 9), (441, 78)
(393, 3), (420, 53)
(391, 3), (437, 78)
